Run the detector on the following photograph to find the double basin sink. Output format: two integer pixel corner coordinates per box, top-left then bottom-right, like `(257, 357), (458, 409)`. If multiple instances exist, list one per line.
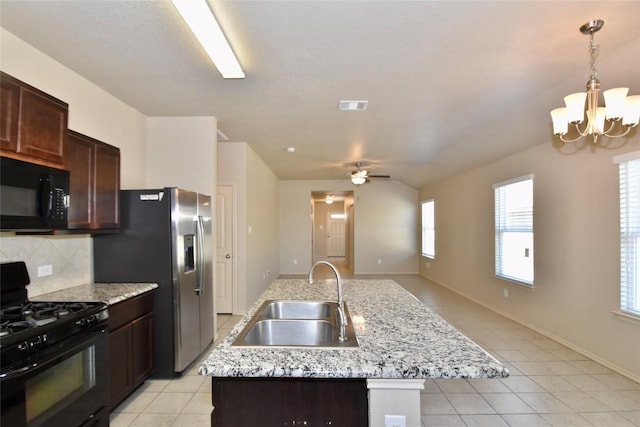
(232, 300), (359, 349)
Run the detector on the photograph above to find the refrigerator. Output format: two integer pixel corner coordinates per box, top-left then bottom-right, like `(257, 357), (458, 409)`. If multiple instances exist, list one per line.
(93, 188), (214, 378)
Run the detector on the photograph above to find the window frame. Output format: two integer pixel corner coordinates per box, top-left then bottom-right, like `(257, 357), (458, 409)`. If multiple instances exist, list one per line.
(614, 152), (640, 319)
(421, 199), (435, 259)
(493, 174), (534, 286)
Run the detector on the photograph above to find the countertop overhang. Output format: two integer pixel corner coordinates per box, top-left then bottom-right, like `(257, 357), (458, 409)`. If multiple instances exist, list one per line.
(31, 282), (158, 306)
(199, 279), (509, 380)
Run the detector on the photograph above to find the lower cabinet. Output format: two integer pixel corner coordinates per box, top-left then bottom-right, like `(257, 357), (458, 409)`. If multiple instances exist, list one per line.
(211, 377), (368, 426)
(108, 292), (154, 410)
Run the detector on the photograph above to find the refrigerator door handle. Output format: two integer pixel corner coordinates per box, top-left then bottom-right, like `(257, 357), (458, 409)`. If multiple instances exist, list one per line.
(195, 215), (206, 296)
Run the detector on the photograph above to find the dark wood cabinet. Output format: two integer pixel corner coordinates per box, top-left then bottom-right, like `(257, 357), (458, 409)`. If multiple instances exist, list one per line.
(211, 377), (368, 426)
(108, 292), (154, 410)
(0, 76), (20, 152)
(0, 72), (68, 167)
(66, 130), (120, 230)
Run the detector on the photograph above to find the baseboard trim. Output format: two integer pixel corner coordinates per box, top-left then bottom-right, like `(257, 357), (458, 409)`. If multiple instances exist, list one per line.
(421, 274), (640, 384)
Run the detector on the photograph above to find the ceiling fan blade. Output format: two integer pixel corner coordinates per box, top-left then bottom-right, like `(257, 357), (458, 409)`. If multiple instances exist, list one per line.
(368, 174), (390, 179)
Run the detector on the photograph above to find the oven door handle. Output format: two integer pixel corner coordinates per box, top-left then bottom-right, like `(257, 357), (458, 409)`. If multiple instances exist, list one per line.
(0, 325), (107, 381)
(0, 364), (35, 379)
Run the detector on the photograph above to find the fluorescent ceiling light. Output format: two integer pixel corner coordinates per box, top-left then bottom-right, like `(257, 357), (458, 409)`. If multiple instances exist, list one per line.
(171, 0), (245, 79)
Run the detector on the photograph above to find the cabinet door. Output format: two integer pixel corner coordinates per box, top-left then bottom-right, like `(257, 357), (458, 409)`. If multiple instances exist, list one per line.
(0, 72), (68, 166)
(18, 87), (67, 164)
(65, 130), (120, 230)
(93, 143), (120, 229)
(0, 77), (20, 151)
(131, 313), (154, 385)
(66, 131), (95, 229)
(109, 325), (133, 409)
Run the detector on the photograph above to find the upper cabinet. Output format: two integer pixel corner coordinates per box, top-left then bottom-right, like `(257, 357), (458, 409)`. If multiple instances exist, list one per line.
(66, 130), (120, 230)
(0, 72), (68, 167)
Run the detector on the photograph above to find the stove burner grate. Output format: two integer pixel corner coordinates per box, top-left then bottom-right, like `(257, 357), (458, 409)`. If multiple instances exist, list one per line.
(0, 302), (94, 336)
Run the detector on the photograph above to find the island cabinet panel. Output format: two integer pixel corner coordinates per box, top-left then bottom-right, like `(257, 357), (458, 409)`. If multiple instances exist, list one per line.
(108, 292), (154, 410)
(66, 130), (120, 230)
(0, 72), (68, 167)
(211, 377), (368, 426)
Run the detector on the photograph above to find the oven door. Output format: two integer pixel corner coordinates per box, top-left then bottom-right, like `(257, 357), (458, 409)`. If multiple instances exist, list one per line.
(1, 324), (109, 427)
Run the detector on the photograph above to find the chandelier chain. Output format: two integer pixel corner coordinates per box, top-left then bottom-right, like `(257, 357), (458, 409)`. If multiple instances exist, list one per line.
(588, 32), (599, 81)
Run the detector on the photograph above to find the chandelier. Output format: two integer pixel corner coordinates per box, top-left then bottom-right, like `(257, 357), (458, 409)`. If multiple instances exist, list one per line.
(550, 20), (640, 147)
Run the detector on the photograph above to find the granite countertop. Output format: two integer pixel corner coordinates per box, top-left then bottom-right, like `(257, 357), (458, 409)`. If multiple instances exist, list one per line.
(199, 278), (509, 380)
(31, 282), (157, 306)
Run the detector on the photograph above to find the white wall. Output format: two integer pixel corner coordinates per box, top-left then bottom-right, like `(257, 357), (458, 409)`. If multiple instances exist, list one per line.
(218, 142), (279, 313)
(419, 138), (640, 381)
(245, 147), (280, 308)
(280, 180), (419, 274)
(146, 117), (217, 197)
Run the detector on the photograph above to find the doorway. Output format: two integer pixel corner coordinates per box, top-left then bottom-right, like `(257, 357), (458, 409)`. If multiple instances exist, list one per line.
(311, 191), (354, 274)
(216, 185), (234, 314)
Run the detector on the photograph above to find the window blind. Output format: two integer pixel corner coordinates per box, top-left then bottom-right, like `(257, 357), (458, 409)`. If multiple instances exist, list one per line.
(421, 200), (435, 258)
(617, 155), (640, 317)
(494, 175), (534, 285)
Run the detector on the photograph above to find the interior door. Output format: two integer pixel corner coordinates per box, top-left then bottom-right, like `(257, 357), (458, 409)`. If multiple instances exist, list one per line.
(216, 185), (234, 314)
(326, 212), (345, 257)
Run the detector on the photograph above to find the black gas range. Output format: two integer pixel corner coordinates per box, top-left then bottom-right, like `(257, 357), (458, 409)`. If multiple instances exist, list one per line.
(0, 262), (110, 427)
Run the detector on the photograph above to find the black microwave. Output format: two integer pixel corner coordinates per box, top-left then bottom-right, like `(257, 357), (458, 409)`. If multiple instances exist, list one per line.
(0, 157), (69, 231)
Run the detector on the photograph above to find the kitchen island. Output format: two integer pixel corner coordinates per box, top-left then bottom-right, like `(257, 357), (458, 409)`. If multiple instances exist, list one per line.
(199, 278), (508, 426)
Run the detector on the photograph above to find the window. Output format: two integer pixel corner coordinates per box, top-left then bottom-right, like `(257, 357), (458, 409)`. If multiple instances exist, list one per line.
(494, 175), (533, 285)
(421, 199), (435, 258)
(616, 152), (640, 317)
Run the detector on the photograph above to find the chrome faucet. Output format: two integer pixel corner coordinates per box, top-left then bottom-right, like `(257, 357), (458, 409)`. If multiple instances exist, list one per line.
(308, 261), (348, 341)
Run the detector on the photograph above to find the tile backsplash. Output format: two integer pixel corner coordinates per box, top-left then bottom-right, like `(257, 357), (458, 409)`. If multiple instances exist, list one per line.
(0, 234), (92, 297)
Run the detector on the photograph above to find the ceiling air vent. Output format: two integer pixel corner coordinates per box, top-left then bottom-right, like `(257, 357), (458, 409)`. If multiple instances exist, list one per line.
(339, 100), (368, 111)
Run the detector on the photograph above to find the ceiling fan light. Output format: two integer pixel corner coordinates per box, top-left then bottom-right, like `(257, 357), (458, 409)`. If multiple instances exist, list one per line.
(351, 176), (366, 185)
(564, 92), (587, 124)
(603, 87), (629, 120)
(550, 107), (569, 135)
(622, 95), (640, 127)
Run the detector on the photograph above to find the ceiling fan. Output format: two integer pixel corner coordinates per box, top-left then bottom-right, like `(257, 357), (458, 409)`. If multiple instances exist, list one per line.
(350, 162), (390, 185)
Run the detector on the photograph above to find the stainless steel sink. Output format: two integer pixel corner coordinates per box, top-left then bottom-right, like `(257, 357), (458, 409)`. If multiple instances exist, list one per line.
(259, 300), (333, 320)
(231, 300), (358, 348)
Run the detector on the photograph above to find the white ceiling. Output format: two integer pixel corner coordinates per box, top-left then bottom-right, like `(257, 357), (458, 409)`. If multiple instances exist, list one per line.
(1, 1), (638, 189)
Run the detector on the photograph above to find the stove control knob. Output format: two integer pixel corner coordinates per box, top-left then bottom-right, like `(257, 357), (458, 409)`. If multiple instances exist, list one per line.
(23, 336), (43, 351)
(76, 319), (87, 328)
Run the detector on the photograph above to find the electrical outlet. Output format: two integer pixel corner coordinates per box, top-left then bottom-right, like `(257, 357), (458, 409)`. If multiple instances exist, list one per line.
(377, 258), (382, 265)
(426, 261), (431, 269)
(293, 259), (298, 265)
(503, 288), (509, 298)
(384, 415), (406, 427)
(37, 265), (53, 277)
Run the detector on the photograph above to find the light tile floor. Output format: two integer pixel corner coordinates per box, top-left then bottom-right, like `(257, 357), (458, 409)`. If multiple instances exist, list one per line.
(110, 274), (640, 427)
